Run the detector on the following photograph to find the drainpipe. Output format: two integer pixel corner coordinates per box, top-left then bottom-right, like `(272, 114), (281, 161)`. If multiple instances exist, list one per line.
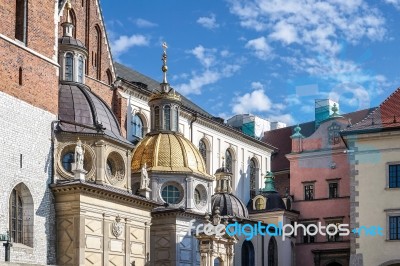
(190, 112), (198, 142)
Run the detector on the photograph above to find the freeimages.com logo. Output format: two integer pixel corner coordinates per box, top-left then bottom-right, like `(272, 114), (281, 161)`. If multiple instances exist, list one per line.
(188, 220), (384, 241)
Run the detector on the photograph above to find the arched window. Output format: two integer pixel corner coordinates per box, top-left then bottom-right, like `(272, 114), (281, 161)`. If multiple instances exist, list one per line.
(94, 24), (102, 79)
(69, 8), (77, 38)
(214, 258), (222, 266)
(15, 0), (28, 44)
(132, 114), (144, 139)
(9, 183), (34, 247)
(255, 198), (264, 210)
(106, 68), (112, 85)
(249, 159), (257, 198)
(172, 106), (179, 131)
(268, 237), (278, 266)
(225, 149), (233, 173)
(164, 105), (171, 130)
(154, 106), (160, 131)
(241, 240), (255, 266)
(78, 56), (84, 83)
(65, 53), (74, 81)
(199, 139), (207, 167)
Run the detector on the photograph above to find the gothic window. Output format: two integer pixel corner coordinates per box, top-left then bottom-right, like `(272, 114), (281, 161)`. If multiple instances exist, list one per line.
(69, 8), (77, 38)
(78, 56), (84, 83)
(9, 183), (33, 247)
(94, 24), (101, 79)
(249, 158), (257, 198)
(65, 53), (74, 81)
(268, 237), (278, 266)
(199, 139), (207, 166)
(10, 189), (23, 243)
(154, 106), (160, 130)
(132, 114), (144, 139)
(15, 0), (28, 44)
(106, 68), (112, 85)
(214, 258), (221, 266)
(164, 105), (171, 130)
(241, 240), (255, 266)
(225, 149), (233, 173)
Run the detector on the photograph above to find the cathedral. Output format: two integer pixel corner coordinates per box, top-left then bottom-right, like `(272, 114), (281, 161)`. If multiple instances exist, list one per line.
(0, 0), (296, 265)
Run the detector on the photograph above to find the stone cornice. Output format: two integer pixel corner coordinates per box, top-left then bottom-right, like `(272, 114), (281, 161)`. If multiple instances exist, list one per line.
(286, 147), (347, 161)
(180, 110), (275, 152)
(51, 181), (161, 209)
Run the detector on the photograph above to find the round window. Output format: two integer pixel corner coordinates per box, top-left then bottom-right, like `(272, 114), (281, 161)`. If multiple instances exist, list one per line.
(194, 184), (207, 208)
(105, 152), (125, 185)
(62, 152), (74, 173)
(106, 159), (113, 177)
(162, 185), (181, 204)
(194, 188), (201, 205)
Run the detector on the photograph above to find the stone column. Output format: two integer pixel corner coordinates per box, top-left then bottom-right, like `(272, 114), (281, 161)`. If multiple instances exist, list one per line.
(186, 177), (194, 209)
(126, 150), (132, 193)
(95, 140), (106, 184)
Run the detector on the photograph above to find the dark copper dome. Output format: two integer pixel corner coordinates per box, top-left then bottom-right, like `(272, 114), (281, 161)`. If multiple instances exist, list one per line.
(211, 193), (249, 219)
(58, 81), (128, 144)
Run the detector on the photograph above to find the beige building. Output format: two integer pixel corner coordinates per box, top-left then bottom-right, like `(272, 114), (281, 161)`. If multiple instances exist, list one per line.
(342, 88), (400, 266)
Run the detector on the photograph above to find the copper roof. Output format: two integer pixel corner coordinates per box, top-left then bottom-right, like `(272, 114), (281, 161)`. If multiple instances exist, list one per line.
(211, 193), (249, 219)
(58, 81), (129, 144)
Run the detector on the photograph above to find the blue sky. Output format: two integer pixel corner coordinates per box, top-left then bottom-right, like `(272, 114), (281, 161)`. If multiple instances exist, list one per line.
(102, 0), (400, 125)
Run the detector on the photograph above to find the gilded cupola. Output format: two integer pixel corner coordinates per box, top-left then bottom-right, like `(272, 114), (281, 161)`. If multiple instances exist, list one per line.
(131, 43), (211, 178)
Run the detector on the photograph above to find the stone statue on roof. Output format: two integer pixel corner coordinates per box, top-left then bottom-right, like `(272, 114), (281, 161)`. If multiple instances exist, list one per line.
(140, 163), (149, 189)
(74, 138), (85, 170)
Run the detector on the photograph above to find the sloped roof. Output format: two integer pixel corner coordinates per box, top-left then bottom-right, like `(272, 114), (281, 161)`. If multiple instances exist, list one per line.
(115, 62), (213, 118)
(263, 108), (375, 172)
(342, 88), (400, 134)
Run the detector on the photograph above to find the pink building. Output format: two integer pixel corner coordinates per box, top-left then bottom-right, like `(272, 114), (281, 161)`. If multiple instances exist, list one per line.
(264, 104), (373, 266)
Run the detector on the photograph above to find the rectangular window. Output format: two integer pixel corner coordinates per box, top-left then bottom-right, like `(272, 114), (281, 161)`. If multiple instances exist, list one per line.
(329, 182), (338, 198)
(302, 224), (315, 243)
(15, 0), (28, 44)
(389, 164), (400, 188)
(304, 184), (314, 200)
(326, 221), (342, 242)
(389, 216), (400, 240)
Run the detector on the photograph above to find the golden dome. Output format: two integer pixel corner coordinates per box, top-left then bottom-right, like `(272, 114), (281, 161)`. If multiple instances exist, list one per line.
(131, 132), (212, 178)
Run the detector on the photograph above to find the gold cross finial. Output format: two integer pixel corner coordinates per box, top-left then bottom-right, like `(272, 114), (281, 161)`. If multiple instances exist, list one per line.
(161, 42), (168, 83)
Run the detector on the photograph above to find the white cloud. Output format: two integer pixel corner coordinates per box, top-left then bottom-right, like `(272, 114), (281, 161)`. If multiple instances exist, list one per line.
(110, 34), (149, 57)
(176, 45), (241, 95)
(229, 0), (386, 57)
(189, 45), (217, 68)
(232, 89), (272, 114)
(197, 14), (220, 29)
(266, 114), (295, 125)
(133, 18), (158, 28)
(269, 21), (299, 45)
(245, 37), (272, 60)
(384, 0), (400, 9)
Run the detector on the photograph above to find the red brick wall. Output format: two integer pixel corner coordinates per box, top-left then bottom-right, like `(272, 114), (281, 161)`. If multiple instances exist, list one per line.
(274, 172), (290, 197)
(0, 1), (58, 114)
(0, 0), (56, 59)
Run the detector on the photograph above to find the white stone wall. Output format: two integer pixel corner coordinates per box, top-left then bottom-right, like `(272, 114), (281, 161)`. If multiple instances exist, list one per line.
(0, 91), (56, 265)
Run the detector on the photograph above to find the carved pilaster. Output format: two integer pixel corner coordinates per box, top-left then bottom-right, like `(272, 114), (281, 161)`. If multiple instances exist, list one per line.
(95, 140), (106, 184)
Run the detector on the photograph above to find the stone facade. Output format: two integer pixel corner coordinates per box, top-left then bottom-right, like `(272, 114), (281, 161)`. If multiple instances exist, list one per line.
(0, 91), (57, 265)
